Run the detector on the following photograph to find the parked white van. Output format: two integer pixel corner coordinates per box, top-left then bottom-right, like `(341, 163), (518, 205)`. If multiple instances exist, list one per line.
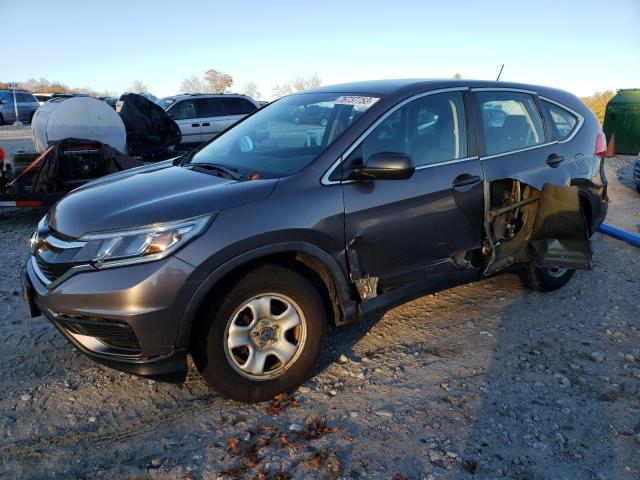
(159, 94), (260, 146)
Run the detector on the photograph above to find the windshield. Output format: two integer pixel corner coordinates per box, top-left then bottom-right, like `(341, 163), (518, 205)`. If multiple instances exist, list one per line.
(187, 92), (380, 178)
(158, 97), (175, 110)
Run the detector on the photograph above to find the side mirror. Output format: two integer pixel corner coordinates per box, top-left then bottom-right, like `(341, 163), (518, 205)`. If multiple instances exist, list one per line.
(348, 152), (414, 181)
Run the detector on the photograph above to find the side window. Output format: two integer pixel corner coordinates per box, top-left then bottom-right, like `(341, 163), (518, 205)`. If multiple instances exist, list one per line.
(353, 91), (467, 168)
(197, 98), (226, 117)
(170, 100), (197, 120)
(542, 101), (577, 140)
(18, 93), (35, 102)
(477, 92), (545, 156)
(225, 98), (258, 115)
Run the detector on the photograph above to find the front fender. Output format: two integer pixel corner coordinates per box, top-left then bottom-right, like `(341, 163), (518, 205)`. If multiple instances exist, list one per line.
(174, 241), (356, 348)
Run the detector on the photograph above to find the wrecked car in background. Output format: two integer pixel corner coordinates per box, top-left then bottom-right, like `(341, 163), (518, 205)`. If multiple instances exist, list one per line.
(1, 94), (181, 207)
(21, 79), (608, 403)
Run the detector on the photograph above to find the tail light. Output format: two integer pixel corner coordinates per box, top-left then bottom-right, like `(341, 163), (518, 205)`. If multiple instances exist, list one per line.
(595, 129), (607, 157)
(0, 147), (5, 171)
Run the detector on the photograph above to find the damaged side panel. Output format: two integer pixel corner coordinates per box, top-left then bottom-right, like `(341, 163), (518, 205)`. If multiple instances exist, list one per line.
(483, 178), (592, 276)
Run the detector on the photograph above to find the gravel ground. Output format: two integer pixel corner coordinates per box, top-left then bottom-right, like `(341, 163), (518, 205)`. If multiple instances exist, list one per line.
(1, 130), (639, 480)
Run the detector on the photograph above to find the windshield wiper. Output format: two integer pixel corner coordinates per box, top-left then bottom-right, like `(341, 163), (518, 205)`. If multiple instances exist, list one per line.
(187, 163), (242, 180)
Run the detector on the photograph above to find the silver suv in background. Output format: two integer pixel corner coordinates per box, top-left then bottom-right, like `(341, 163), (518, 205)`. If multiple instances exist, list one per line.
(159, 94), (260, 146)
(0, 90), (40, 124)
(115, 92), (159, 112)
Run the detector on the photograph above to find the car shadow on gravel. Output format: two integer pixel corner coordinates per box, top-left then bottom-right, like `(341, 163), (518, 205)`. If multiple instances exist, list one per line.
(451, 241), (640, 479)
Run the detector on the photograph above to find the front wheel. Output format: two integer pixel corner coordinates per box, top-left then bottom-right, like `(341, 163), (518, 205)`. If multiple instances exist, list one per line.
(192, 265), (326, 402)
(521, 264), (575, 292)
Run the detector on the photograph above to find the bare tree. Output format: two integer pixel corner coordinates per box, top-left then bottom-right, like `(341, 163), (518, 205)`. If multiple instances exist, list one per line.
(306, 73), (321, 89)
(129, 79), (149, 93)
(180, 74), (206, 93)
(242, 82), (261, 100)
(272, 74), (322, 98)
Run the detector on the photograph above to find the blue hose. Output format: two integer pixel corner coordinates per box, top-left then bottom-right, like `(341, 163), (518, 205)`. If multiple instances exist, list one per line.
(598, 223), (640, 247)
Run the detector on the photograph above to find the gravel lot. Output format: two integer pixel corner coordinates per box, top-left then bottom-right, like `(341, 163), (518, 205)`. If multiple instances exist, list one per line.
(1, 130), (639, 479)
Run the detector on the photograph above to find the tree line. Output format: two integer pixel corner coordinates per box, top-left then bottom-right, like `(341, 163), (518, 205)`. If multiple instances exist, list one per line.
(0, 74), (617, 123)
(178, 69), (321, 99)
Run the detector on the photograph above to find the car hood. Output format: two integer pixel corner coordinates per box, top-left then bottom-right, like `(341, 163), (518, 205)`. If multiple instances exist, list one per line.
(48, 165), (278, 238)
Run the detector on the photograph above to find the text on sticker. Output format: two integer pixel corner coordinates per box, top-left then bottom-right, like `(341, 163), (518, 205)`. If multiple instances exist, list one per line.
(334, 96), (380, 107)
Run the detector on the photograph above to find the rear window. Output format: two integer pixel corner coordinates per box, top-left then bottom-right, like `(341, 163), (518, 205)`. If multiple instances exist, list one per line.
(477, 91), (545, 156)
(542, 101), (578, 140)
(224, 98), (258, 115)
(18, 93), (37, 103)
(196, 98), (226, 117)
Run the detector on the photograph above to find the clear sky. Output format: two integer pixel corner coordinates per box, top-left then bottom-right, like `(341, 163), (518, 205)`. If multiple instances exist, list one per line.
(1, 0), (638, 100)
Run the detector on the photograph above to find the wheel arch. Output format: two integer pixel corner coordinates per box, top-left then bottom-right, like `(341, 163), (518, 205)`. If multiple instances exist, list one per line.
(176, 242), (357, 350)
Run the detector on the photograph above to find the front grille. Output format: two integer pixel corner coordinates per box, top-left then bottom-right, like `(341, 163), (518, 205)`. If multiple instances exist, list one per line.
(35, 254), (58, 282)
(33, 231), (85, 283)
(57, 316), (141, 354)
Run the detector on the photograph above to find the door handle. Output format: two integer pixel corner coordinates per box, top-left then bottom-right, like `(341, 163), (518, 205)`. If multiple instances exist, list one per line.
(191, 123), (200, 127)
(202, 122), (210, 127)
(452, 174), (482, 191)
(546, 153), (565, 167)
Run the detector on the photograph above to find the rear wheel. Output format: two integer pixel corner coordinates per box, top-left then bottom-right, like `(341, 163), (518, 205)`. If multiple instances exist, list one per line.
(0, 113), (4, 125)
(192, 265), (326, 402)
(521, 264), (575, 291)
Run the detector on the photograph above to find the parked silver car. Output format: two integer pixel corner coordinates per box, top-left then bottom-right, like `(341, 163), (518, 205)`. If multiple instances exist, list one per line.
(159, 94), (260, 146)
(0, 90), (40, 124)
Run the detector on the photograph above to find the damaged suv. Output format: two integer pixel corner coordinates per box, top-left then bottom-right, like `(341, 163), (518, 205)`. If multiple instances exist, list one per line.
(22, 80), (608, 402)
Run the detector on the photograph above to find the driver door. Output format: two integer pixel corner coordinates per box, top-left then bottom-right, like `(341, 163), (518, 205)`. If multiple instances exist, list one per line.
(341, 90), (484, 290)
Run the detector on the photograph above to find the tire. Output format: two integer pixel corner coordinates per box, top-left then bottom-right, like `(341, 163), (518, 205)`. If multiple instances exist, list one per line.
(636, 184), (640, 195)
(192, 265), (326, 402)
(0, 113), (4, 125)
(521, 264), (575, 292)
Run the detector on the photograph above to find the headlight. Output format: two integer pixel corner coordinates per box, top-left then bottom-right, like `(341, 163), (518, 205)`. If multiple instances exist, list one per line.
(72, 214), (214, 268)
(30, 215), (49, 254)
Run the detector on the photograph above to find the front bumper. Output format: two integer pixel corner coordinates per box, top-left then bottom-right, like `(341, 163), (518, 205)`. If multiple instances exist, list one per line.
(24, 254), (197, 381)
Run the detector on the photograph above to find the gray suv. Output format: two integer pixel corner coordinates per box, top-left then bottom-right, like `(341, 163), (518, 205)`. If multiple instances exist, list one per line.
(22, 79), (608, 402)
(159, 94), (260, 146)
(0, 90), (40, 124)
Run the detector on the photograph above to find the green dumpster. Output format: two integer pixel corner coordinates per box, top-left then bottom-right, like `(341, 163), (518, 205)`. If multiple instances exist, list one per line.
(603, 89), (640, 155)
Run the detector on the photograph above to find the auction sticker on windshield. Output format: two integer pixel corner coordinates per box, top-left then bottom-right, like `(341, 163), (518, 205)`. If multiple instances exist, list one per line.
(334, 96), (379, 107)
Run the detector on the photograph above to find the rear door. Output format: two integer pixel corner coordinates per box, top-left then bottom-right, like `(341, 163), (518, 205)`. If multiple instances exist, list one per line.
(168, 99), (202, 144)
(19, 93), (39, 121)
(221, 97), (258, 130)
(0, 92), (15, 122)
(196, 98), (230, 141)
(473, 88), (591, 273)
(341, 89), (484, 290)
(474, 89), (565, 189)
